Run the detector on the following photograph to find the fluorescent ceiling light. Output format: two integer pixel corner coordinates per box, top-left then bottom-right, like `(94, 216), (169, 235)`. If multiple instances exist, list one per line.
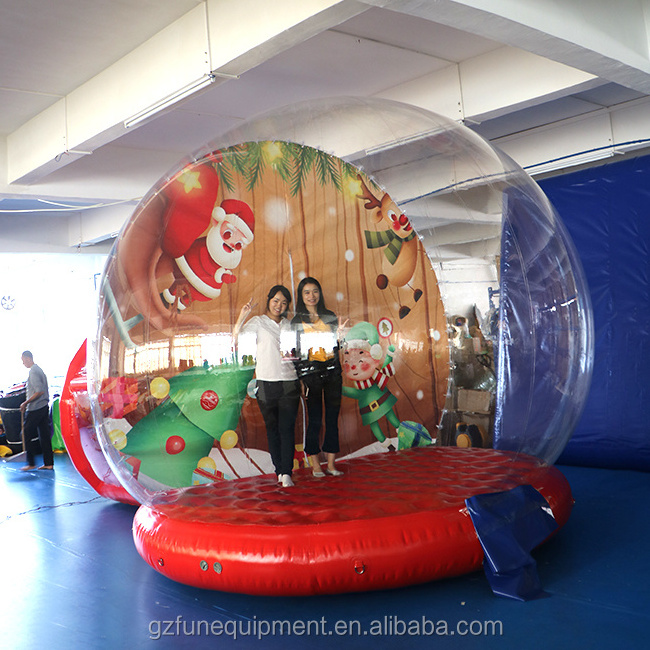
(364, 127), (444, 156)
(525, 148), (617, 176)
(124, 74), (218, 129)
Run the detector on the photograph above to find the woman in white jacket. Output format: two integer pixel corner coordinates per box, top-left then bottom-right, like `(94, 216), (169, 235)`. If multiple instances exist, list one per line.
(234, 285), (299, 487)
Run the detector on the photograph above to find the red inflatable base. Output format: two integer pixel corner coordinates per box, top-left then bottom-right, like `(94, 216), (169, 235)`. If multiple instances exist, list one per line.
(133, 447), (573, 596)
(59, 341), (138, 505)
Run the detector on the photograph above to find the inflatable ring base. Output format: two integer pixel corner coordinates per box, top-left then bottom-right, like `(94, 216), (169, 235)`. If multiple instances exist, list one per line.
(133, 446), (572, 596)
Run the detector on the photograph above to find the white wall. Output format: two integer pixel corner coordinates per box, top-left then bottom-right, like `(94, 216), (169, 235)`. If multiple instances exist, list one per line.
(0, 253), (107, 394)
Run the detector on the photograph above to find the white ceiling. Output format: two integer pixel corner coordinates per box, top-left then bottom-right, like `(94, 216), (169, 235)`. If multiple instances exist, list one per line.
(3, 0), (650, 252)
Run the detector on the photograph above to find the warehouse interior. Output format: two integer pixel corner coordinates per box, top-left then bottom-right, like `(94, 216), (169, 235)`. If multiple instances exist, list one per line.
(1, 2), (649, 648)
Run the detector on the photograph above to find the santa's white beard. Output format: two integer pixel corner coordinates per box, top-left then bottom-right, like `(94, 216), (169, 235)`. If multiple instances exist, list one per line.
(206, 226), (243, 269)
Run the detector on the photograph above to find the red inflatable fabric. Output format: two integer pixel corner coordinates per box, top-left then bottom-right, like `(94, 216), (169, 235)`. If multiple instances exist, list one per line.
(59, 341), (138, 505)
(133, 447), (572, 595)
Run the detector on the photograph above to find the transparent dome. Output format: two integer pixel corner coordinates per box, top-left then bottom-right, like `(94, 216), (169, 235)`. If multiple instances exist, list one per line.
(89, 97), (593, 506)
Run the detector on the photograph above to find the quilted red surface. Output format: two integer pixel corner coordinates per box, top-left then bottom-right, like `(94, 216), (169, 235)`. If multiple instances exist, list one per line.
(133, 447), (573, 595)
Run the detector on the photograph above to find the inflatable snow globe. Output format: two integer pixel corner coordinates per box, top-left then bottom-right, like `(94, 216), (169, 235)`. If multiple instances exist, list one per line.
(72, 96), (593, 594)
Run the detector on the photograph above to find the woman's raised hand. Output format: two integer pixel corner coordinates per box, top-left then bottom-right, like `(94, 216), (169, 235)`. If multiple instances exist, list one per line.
(234, 298), (256, 336)
(240, 298), (255, 318)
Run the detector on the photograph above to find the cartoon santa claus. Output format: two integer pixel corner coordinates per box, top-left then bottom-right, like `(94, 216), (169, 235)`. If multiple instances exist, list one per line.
(159, 163), (255, 310)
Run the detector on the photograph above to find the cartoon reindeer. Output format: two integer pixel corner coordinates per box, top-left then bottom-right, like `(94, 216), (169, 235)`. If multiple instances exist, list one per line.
(357, 174), (422, 318)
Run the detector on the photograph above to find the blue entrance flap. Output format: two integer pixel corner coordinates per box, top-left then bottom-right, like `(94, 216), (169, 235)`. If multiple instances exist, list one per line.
(466, 484), (559, 601)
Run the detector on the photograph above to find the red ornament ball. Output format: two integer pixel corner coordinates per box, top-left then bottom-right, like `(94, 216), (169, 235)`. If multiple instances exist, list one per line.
(165, 435), (186, 455)
(200, 390), (219, 411)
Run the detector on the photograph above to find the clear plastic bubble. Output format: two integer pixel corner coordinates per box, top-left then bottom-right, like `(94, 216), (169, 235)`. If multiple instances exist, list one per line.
(89, 97), (593, 506)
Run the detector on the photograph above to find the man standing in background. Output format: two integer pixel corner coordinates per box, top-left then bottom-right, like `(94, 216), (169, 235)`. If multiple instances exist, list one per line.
(19, 350), (52, 471)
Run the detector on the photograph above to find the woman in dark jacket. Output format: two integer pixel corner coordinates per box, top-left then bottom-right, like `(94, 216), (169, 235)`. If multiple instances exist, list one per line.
(291, 277), (345, 477)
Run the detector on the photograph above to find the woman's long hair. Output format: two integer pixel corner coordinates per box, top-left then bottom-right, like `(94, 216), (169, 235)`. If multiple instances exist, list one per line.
(294, 277), (332, 322)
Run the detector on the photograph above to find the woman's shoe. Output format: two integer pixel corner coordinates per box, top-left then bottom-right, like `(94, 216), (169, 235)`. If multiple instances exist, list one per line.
(325, 467), (343, 477)
(281, 474), (295, 488)
(309, 454), (324, 477)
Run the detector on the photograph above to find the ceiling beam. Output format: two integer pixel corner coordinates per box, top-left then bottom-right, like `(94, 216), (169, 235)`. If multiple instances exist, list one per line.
(377, 45), (599, 123)
(6, 0), (368, 186)
(496, 95), (650, 175)
(7, 5), (213, 185)
(383, 0), (650, 93)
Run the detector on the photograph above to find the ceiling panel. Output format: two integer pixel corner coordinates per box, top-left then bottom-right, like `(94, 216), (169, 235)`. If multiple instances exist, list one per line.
(115, 27), (455, 153)
(2, 1), (650, 252)
(0, 0), (202, 132)
(571, 81), (647, 107)
(471, 95), (606, 140)
(0, 89), (61, 135)
(332, 5), (501, 61)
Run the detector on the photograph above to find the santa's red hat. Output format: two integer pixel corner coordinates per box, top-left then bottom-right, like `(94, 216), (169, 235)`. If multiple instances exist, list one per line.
(213, 199), (255, 245)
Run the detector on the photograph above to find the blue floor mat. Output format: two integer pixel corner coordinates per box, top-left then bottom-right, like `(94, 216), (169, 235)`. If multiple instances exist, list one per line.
(1, 454), (648, 649)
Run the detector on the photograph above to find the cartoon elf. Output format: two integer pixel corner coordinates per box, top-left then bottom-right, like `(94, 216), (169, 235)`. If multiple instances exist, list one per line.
(341, 321), (400, 448)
